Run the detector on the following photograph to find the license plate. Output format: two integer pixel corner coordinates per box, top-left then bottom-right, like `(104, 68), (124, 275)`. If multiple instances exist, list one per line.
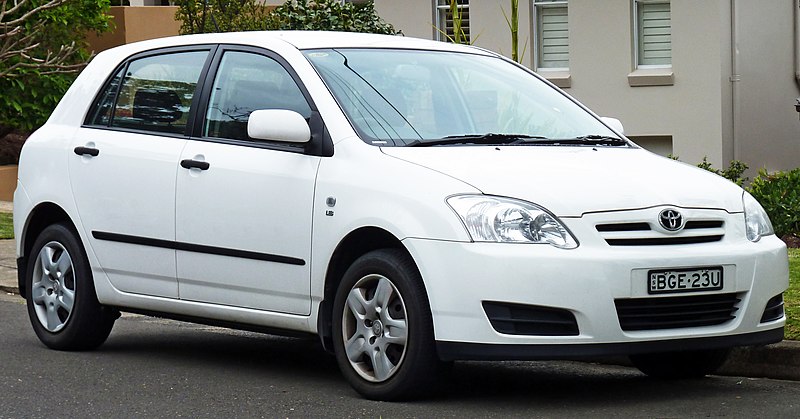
(648, 267), (723, 294)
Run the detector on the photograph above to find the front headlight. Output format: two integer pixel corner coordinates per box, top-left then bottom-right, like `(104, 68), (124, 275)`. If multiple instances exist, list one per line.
(447, 195), (578, 249)
(743, 191), (774, 242)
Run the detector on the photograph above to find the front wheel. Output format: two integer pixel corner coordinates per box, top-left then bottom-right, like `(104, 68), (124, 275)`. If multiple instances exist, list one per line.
(630, 348), (731, 379)
(332, 249), (443, 400)
(26, 223), (117, 350)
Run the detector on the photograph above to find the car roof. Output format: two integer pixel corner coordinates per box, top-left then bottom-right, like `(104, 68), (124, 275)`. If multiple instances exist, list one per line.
(97, 30), (492, 58)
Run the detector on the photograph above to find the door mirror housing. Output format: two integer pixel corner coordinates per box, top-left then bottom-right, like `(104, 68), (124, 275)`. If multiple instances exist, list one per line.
(247, 109), (311, 143)
(600, 117), (625, 135)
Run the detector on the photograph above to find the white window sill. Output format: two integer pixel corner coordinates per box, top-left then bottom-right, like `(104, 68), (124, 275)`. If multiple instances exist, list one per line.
(628, 68), (674, 87)
(536, 70), (571, 88)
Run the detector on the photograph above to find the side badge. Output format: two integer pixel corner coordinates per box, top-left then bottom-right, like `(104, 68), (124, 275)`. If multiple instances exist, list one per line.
(326, 196), (336, 217)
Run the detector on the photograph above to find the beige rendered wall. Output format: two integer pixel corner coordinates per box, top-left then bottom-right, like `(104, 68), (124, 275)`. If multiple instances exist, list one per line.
(564, 0), (730, 166)
(732, 0), (800, 173)
(86, 6), (182, 54)
(374, 0), (436, 39)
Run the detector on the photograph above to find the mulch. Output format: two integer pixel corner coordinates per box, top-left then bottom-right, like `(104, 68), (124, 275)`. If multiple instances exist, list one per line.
(0, 130), (26, 166)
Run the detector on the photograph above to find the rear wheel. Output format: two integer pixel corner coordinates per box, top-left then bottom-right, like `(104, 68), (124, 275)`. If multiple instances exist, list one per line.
(332, 249), (443, 400)
(630, 348), (730, 379)
(26, 223), (117, 350)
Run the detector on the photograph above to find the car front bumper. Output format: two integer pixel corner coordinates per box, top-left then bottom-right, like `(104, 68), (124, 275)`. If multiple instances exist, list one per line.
(402, 234), (788, 360)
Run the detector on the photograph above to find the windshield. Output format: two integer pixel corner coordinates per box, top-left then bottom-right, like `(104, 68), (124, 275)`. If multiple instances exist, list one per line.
(303, 48), (621, 147)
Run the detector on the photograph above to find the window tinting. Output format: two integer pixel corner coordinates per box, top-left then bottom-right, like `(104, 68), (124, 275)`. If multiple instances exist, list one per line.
(110, 51), (209, 135)
(204, 51), (312, 141)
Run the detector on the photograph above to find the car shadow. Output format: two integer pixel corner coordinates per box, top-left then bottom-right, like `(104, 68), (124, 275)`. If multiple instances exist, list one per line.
(97, 314), (752, 408)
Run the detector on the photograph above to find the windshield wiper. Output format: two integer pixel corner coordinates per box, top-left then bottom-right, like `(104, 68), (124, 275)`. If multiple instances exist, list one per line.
(406, 133), (548, 147)
(572, 135), (628, 146)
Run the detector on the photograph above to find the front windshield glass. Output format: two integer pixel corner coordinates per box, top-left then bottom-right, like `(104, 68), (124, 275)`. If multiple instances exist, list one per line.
(303, 48), (620, 146)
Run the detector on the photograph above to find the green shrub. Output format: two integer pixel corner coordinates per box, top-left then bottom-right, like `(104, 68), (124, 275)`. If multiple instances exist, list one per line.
(176, 0), (395, 35)
(175, 0), (272, 34)
(748, 168), (800, 238)
(696, 156), (749, 186)
(267, 0), (394, 34)
(0, 0), (112, 131)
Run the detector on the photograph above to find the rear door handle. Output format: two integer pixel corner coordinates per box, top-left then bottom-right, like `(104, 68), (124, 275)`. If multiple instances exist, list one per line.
(74, 146), (99, 157)
(180, 159), (210, 171)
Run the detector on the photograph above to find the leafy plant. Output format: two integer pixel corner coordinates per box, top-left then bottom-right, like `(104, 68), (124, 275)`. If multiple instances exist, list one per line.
(175, 0), (395, 35)
(502, 0), (527, 63)
(696, 156), (749, 186)
(435, 0), (474, 44)
(748, 168), (800, 239)
(0, 0), (112, 131)
(175, 0), (272, 34)
(267, 0), (394, 34)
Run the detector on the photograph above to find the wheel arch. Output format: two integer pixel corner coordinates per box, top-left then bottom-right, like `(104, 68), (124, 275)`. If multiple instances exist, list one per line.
(17, 202), (76, 299)
(317, 226), (418, 352)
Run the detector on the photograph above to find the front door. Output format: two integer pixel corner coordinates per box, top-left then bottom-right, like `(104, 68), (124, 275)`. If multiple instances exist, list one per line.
(175, 49), (319, 314)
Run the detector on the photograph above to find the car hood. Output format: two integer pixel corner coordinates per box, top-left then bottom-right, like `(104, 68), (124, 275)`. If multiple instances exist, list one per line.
(381, 146), (744, 217)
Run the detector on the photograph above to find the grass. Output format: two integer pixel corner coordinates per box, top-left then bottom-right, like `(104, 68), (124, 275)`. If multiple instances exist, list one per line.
(0, 212), (11, 239)
(786, 248), (799, 340)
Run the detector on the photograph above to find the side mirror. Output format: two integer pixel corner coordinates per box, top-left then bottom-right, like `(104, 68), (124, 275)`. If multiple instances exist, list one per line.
(600, 117), (625, 135)
(247, 109), (311, 143)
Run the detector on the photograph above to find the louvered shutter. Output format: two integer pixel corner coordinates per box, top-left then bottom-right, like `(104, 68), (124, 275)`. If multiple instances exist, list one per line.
(638, 1), (671, 66)
(538, 5), (569, 69)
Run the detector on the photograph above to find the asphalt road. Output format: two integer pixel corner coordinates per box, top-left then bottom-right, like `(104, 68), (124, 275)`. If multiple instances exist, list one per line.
(2, 293), (799, 418)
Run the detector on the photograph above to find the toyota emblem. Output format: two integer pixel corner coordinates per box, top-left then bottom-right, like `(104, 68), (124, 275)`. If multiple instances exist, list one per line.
(658, 209), (683, 231)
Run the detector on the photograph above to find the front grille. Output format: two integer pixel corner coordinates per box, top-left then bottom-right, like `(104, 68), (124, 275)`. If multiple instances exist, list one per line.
(596, 219), (725, 246)
(615, 293), (740, 331)
(605, 236), (724, 246)
(483, 302), (579, 336)
(761, 294), (784, 323)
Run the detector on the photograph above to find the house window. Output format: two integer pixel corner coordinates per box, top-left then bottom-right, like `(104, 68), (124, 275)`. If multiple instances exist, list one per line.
(634, 0), (671, 67)
(533, 0), (569, 70)
(435, 0), (470, 43)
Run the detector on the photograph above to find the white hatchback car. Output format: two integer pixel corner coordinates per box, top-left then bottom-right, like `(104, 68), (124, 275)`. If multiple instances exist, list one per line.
(14, 31), (788, 400)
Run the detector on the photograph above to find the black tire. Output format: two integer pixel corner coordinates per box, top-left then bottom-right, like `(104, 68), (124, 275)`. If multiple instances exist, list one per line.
(26, 223), (117, 351)
(630, 348), (731, 379)
(332, 249), (443, 401)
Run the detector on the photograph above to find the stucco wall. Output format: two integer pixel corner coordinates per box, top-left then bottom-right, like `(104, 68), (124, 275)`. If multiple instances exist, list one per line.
(86, 6), (182, 53)
(733, 0), (800, 172)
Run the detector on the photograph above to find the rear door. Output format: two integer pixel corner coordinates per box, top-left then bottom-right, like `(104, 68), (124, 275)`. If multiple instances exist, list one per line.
(70, 48), (213, 298)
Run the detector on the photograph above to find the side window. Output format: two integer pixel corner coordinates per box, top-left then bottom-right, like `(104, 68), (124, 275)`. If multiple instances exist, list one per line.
(87, 67), (125, 126)
(109, 51), (208, 135)
(204, 51), (312, 141)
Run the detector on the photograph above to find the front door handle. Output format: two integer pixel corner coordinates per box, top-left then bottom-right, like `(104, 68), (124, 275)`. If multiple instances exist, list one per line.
(74, 146), (99, 157)
(180, 159), (210, 171)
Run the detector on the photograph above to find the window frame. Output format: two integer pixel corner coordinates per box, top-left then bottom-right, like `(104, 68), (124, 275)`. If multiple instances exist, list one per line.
(633, 0), (672, 69)
(83, 44), (332, 157)
(532, 0), (569, 72)
(193, 44), (331, 156)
